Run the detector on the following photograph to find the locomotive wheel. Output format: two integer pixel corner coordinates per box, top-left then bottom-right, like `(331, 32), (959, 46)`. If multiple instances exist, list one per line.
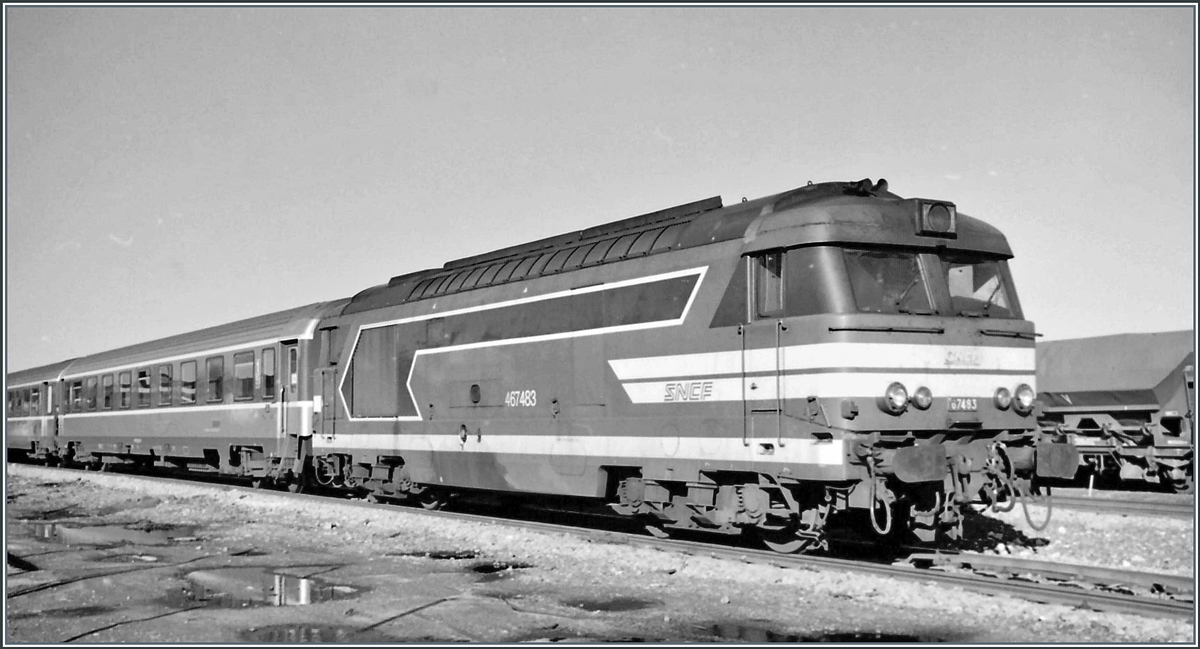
(645, 524), (670, 539)
(760, 530), (807, 554)
(418, 488), (448, 510)
(1164, 469), (1193, 494)
(757, 520), (813, 554)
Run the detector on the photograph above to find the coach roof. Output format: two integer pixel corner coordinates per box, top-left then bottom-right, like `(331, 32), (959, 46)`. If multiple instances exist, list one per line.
(60, 301), (348, 379)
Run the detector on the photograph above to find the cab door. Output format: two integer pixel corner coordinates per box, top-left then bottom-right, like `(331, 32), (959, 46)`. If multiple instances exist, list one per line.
(742, 253), (786, 451)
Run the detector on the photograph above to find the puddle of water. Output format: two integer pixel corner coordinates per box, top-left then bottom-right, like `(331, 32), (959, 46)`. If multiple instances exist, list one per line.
(25, 523), (198, 547)
(162, 567), (359, 609)
(9, 605), (116, 620)
(386, 550), (478, 560)
(100, 553), (161, 564)
(472, 561), (533, 583)
(708, 624), (920, 643)
(560, 597), (658, 612)
(240, 624), (395, 643)
(230, 549), (269, 557)
(471, 561), (532, 574)
(15, 506), (77, 521)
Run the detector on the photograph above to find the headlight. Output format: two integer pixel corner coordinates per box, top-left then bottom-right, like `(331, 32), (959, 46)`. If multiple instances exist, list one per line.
(882, 382), (908, 414)
(912, 386), (933, 410)
(994, 387), (1012, 410)
(1013, 383), (1035, 415)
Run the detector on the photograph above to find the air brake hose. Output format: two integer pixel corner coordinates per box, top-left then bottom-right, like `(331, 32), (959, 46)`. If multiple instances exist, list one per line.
(1018, 482), (1053, 531)
(866, 460), (892, 536)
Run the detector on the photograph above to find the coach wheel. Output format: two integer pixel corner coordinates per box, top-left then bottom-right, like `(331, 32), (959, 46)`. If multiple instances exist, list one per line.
(287, 474), (309, 494)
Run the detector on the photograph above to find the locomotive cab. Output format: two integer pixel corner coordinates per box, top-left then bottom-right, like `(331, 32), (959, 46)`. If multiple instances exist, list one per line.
(709, 180), (1079, 543)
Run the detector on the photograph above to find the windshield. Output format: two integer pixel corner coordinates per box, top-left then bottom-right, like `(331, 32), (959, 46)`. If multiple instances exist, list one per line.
(843, 249), (933, 314)
(942, 257), (1017, 318)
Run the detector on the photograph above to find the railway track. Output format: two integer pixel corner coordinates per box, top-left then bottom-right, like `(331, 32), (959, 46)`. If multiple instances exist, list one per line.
(1050, 494), (1194, 520)
(9, 463), (1195, 621)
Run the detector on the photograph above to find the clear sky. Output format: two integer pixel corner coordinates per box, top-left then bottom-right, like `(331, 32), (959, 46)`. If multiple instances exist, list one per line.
(4, 5), (1196, 372)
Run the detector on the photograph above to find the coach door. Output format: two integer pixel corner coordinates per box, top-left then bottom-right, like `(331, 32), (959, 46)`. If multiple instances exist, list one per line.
(314, 367), (338, 439)
(42, 382), (56, 440)
(280, 343), (301, 438)
(742, 253), (786, 451)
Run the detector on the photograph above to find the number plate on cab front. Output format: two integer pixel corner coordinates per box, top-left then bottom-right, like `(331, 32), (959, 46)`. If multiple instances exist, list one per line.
(948, 397), (978, 412)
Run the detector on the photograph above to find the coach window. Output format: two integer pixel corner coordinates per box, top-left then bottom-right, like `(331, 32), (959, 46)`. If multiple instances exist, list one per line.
(288, 347), (299, 396)
(118, 372), (132, 408)
(754, 252), (785, 319)
(158, 364), (173, 406)
(262, 348), (277, 401)
(180, 362), (197, 404)
(206, 356), (225, 403)
(15, 389), (25, 416)
(70, 380), (84, 412)
(6, 390), (14, 416)
(31, 387), (41, 416)
(136, 369), (151, 407)
(102, 375), (114, 409)
(84, 377), (98, 410)
(233, 352), (255, 401)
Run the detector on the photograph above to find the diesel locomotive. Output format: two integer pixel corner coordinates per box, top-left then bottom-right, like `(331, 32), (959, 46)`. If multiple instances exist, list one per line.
(5, 178), (1079, 552)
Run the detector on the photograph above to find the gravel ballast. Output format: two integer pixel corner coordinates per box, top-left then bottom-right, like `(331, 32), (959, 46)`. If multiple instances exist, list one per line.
(4, 464), (1195, 643)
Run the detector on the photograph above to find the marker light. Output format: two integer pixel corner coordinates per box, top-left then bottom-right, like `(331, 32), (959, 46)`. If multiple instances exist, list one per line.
(912, 386), (933, 410)
(994, 387), (1012, 411)
(883, 382), (909, 414)
(1013, 384), (1035, 415)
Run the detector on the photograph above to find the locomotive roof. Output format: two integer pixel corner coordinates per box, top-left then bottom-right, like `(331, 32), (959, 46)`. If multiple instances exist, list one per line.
(57, 300), (348, 379)
(1036, 329), (1196, 400)
(343, 179), (1015, 315)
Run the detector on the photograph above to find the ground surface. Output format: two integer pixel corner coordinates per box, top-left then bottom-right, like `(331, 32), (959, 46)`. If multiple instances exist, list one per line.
(4, 464), (1195, 644)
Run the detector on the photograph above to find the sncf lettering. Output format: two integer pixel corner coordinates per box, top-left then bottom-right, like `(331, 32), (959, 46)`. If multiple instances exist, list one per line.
(663, 381), (714, 402)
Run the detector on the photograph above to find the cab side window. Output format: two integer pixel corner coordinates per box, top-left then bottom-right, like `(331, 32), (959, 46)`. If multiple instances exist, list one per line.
(753, 252), (785, 319)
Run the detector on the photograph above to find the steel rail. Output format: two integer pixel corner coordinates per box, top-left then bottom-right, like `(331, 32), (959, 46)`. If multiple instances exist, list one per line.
(907, 552), (1194, 596)
(11, 464), (1195, 620)
(1050, 494), (1194, 520)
